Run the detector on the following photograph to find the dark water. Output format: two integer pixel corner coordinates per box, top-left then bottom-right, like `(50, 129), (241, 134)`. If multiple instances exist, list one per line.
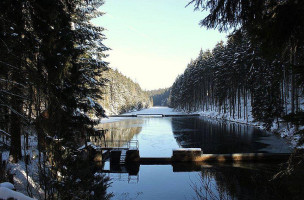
(97, 116), (291, 156)
(105, 162), (304, 200)
(171, 117), (291, 154)
(96, 117), (298, 200)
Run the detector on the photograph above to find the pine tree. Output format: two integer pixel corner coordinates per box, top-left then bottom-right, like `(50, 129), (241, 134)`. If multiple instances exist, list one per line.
(169, 31), (300, 128)
(0, 0), (37, 162)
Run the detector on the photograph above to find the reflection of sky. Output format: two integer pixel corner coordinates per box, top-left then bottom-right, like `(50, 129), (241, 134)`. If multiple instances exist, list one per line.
(107, 162), (299, 200)
(170, 117), (291, 154)
(99, 117), (291, 156)
(108, 165), (200, 200)
(132, 118), (180, 157)
(104, 117), (294, 199)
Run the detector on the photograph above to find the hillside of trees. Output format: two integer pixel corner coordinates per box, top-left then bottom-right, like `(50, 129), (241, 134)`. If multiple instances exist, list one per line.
(181, 0), (304, 175)
(99, 69), (152, 115)
(148, 88), (171, 106)
(170, 31), (304, 129)
(1, 0), (304, 198)
(171, 0), (304, 144)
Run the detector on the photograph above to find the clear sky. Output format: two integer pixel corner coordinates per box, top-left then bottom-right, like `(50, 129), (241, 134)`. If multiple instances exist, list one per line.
(92, 0), (227, 90)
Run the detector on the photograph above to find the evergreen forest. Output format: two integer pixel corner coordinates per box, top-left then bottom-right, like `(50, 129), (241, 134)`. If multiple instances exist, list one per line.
(148, 88), (170, 106)
(100, 69), (152, 115)
(170, 32), (304, 130)
(171, 0), (304, 139)
(0, 0), (304, 199)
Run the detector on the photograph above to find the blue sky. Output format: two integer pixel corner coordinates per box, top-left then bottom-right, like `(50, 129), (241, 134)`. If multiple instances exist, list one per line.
(92, 0), (227, 90)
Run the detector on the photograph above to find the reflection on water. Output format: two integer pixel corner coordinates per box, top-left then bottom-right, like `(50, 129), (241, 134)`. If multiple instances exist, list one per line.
(171, 117), (291, 153)
(93, 119), (144, 148)
(108, 162), (304, 200)
(172, 117), (251, 152)
(192, 162), (304, 200)
(98, 117), (297, 200)
(97, 118), (144, 141)
(98, 117), (180, 157)
(96, 116), (290, 155)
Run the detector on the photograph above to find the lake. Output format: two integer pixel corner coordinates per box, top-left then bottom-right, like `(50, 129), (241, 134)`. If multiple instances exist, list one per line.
(96, 116), (300, 200)
(97, 116), (291, 156)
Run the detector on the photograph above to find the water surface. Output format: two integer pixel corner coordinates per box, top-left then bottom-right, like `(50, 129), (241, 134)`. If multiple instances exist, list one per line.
(97, 116), (291, 157)
(106, 162), (303, 200)
(96, 116), (296, 200)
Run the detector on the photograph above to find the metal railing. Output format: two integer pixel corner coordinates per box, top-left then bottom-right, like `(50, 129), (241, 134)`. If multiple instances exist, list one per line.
(128, 140), (139, 149)
(90, 138), (139, 150)
(107, 173), (139, 183)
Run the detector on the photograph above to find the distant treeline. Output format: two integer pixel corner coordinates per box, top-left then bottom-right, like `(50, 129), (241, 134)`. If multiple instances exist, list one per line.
(148, 88), (171, 106)
(100, 69), (152, 115)
(169, 31), (304, 128)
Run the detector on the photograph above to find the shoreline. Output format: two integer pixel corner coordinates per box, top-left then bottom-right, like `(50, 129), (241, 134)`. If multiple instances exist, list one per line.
(194, 110), (303, 149)
(99, 106), (303, 149)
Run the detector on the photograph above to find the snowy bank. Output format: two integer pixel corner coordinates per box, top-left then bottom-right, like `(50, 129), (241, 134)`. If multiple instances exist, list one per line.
(0, 187), (34, 200)
(197, 110), (261, 128)
(1, 135), (44, 199)
(196, 109), (303, 149)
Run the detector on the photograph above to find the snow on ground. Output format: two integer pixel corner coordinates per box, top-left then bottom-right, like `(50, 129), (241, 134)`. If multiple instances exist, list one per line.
(197, 110), (262, 128)
(0, 187), (34, 200)
(276, 124), (304, 148)
(1, 134), (44, 199)
(7, 156), (43, 199)
(0, 182), (14, 190)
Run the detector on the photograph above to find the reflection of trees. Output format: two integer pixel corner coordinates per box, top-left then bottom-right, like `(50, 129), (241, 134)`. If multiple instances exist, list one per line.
(93, 119), (143, 147)
(171, 117), (267, 153)
(193, 163), (304, 200)
(46, 119), (144, 199)
(54, 157), (112, 199)
(191, 171), (232, 200)
(39, 142), (112, 199)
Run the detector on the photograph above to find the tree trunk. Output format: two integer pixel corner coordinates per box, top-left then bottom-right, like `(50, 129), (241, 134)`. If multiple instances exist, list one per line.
(9, 71), (23, 163)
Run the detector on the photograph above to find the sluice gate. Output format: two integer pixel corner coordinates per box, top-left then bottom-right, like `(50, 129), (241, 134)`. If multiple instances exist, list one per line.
(101, 147), (290, 165)
(108, 114), (200, 117)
